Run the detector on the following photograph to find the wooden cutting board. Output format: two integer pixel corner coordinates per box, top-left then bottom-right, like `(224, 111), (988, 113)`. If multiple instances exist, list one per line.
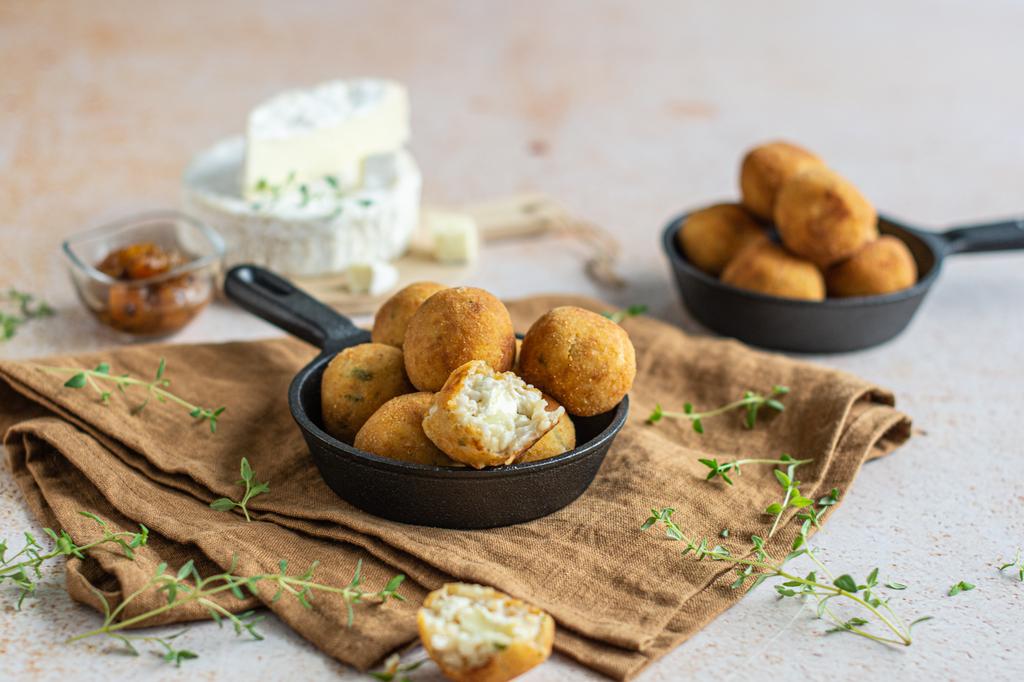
(293, 193), (618, 315)
(293, 251), (475, 315)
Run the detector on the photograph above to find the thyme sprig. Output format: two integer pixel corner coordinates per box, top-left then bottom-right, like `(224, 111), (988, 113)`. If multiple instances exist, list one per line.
(698, 453), (812, 485)
(371, 654), (428, 682)
(68, 556), (407, 663)
(3, 511), (406, 666)
(210, 457), (269, 522)
(648, 385), (789, 433)
(39, 358), (226, 433)
(795, 487), (841, 532)
(1, 288), (55, 341)
(0, 512), (149, 608)
(998, 549), (1024, 582)
(763, 455), (815, 538)
(109, 630), (197, 667)
(642, 504), (931, 647)
(947, 580), (975, 597)
(602, 305), (648, 324)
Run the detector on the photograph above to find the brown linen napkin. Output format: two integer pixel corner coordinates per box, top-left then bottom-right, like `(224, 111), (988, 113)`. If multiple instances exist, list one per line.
(0, 295), (911, 679)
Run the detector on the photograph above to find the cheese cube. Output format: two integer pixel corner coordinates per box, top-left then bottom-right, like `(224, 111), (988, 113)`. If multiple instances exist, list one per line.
(427, 210), (479, 264)
(346, 260), (399, 296)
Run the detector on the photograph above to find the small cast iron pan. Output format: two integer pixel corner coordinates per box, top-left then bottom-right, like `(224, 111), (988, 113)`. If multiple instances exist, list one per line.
(662, 214), (1024, 353)
(224, 265), (628, 529)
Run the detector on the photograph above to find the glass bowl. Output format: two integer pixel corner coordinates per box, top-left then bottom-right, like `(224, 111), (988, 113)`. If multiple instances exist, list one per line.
(62, 211), (225, 337)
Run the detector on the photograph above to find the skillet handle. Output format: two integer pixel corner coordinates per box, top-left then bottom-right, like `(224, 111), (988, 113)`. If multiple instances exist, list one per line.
(941, 218), (1024, 255)
(224, 264), (361, 351)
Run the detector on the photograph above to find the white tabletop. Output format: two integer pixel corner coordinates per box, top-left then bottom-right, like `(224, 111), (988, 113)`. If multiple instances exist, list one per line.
(2, 1), (1022, 680)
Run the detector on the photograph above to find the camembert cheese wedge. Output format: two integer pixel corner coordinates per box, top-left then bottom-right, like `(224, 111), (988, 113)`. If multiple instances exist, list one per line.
(244, 79), (409, 197)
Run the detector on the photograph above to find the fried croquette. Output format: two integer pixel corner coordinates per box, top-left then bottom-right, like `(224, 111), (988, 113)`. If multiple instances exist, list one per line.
(721, 237), (825, 300)
(404, 287), (516, 392)
(518, 306), (636, 417)
(320, 343), (413, 443)
(371, 281), (447, 348)
(354, 392), (456, 466)
(825, 235), (918, 297)
(418, 583), (555, 682)
(519, 394), (576, 463)
(774, 166), (878, 268)
(677, 203), (766, 275)
(422, 360), (564, 468)
(739, 141), (824, 220)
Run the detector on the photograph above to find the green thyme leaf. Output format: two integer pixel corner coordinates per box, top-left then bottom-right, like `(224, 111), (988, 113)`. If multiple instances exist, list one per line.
(948, 580), (975, 596)
(602, 304), (648, 324)
(997, 549), (1023, 582)
(833, 574), (859, 593)
(209, 498), (236, 512)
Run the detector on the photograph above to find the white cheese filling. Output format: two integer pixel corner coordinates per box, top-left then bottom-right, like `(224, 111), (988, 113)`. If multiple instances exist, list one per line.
(422, 584), (545, 670)
(450, 366), (563, 456)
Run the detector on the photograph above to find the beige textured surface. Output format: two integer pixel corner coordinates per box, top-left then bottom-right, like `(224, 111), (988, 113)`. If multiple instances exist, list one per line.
(1, 1), (1023, 681)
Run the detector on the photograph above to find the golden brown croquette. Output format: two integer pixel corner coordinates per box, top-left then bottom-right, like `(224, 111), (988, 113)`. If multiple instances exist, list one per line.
(403, 287), (516, 392)
(721, 237), (826, 300)
(825, 235), (918, 297)
(371, 281), (447, 348)
(354, 392), (456, 466)
(774, 166), (878, 268)
(320, 343), (413, 443)
(519, 394), (576, 463)
(739, 141), (824, 221)
(518, 306), (636, 417)
(677, 203), (766, 275)
(422, 361), (563, 469)
(417, 583), (555, 682)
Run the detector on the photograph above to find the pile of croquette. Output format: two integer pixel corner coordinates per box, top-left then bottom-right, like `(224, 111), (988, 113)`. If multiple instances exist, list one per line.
(677, 141), (918, 300)
(321, 283), (635, 469)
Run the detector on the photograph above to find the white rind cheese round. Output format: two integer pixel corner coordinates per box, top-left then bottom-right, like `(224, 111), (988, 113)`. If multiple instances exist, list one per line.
(182, 136), (421, 276)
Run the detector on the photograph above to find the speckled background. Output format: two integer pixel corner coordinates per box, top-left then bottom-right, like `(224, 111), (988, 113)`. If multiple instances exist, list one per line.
(1, 1), (1023, 680)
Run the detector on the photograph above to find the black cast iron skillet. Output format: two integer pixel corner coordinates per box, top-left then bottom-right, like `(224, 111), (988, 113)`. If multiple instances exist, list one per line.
(224, 264), (628, 529)
(662, 213), (1024, 353)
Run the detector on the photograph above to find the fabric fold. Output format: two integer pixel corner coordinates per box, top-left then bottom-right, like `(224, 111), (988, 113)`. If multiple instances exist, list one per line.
(0, 295), (911, 679)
